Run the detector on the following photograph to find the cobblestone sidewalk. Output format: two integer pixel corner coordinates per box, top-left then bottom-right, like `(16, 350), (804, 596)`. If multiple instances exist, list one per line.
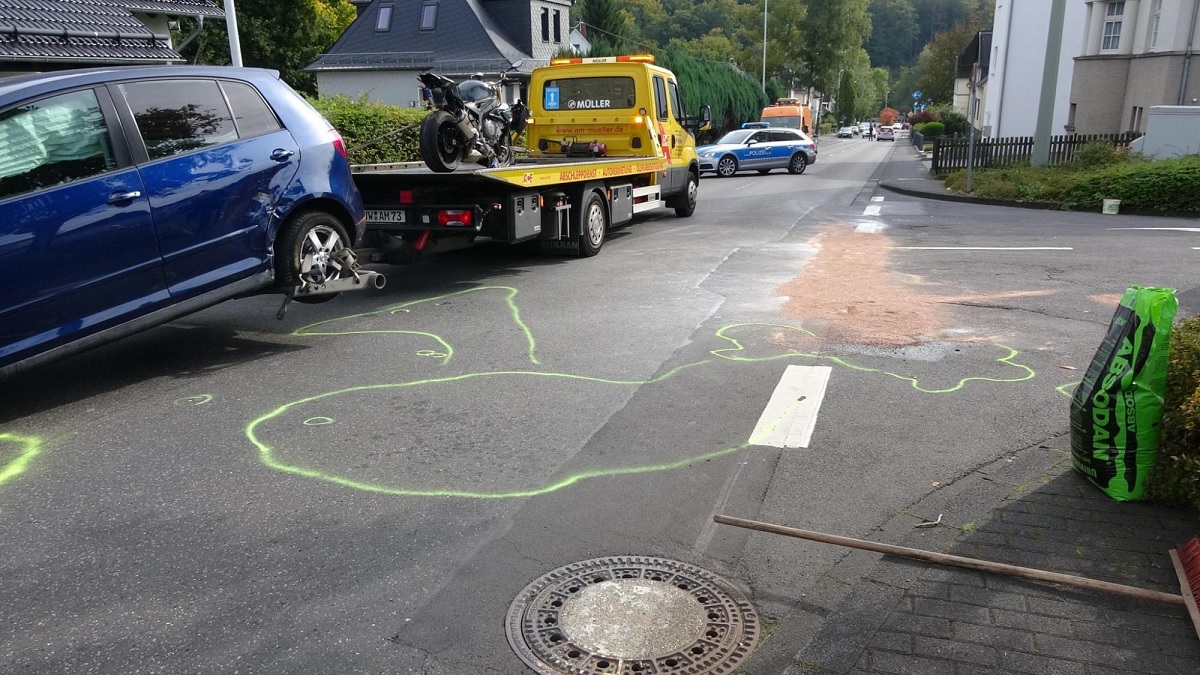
(787, 436), (1200, 675)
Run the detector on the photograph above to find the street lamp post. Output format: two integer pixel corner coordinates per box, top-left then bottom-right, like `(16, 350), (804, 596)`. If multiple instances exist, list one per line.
(761, 0), (768, 93)
(884, 90), (890, 111)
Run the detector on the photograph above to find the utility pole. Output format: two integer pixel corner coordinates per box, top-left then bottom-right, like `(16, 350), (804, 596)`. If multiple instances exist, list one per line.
(225, 0), (243, 66)
(1032, 0), (1068, 167)
(965, 61), (979, 193)
(761, 0), (768, 93)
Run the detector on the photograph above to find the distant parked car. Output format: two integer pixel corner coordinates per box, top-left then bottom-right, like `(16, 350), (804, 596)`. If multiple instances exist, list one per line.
(0, 66), (371, 378)
(877, 126), (896, 141)
(837, 126), (854, 138)
(699, 127), (817, 176)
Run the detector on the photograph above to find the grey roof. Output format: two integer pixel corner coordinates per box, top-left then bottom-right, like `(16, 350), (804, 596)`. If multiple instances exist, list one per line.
(0, 0), (222, 63)
(307, 0), (533, 76)
(122, 0), (225, 17)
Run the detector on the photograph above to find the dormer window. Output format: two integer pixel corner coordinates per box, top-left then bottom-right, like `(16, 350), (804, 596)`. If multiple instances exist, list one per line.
(421, 2), (438, 30)
(376, 4), (392, 31)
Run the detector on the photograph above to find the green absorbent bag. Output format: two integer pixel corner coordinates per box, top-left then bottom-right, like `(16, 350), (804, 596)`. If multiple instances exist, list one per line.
(1070, 286), (1178, 501)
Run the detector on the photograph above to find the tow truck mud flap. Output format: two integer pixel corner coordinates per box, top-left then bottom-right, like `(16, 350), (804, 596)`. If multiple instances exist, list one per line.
(538, 190), (575, 253)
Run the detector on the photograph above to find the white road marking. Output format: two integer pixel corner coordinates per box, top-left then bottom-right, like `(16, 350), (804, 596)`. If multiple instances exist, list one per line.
(895, 247), (1074, 251)
(855, 221), (880, 233)
(871, 196), (885, 202)
(1109, 228), (1200, 232)
(863, 205), (882, 216)
(749, 365), (832, 449)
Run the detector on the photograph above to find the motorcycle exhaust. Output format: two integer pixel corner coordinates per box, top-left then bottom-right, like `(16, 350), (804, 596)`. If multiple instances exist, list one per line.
(454, 112), (477, 141)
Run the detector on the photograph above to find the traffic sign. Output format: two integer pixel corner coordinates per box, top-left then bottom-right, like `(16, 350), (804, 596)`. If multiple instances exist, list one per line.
(912, 90), (923, 100)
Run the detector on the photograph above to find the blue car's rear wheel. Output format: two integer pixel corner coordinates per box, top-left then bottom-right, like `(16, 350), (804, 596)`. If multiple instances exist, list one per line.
(276, 210), (351, 304)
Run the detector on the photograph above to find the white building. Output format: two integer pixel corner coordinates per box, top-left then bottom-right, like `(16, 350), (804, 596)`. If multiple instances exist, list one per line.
(983, 0), (1088, 138)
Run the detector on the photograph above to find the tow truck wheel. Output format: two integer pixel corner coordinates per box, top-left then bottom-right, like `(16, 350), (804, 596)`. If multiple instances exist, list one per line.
(578, 191), (607, 258)
(672, 171), (698, 217)
(788, 153), (808, 175)
(716, 155), (738, 177)
(275, 210), (350, 304)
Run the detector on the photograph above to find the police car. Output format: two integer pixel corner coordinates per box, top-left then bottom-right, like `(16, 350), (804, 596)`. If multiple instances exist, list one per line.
(698, 122), (817, 177)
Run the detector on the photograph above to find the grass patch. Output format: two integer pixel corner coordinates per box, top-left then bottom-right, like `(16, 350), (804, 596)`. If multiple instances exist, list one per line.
(939, 143), (1200, 213)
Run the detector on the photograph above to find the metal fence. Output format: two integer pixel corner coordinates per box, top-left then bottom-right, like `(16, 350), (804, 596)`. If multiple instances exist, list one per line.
(930, 132), (1140, 175)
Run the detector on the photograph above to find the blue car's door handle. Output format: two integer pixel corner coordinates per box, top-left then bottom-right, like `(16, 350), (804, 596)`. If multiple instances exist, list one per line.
(271, 149), (296, 162)
(106, 190), (142, 204)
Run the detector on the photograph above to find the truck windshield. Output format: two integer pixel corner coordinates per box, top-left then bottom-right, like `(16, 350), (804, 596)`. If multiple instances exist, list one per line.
(762, 116), (801, 128)
(542, 77), (636, 111)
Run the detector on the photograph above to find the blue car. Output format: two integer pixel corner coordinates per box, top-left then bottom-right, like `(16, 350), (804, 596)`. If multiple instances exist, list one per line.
(698, 127), (817, 177)
(0, 66), (373, 379)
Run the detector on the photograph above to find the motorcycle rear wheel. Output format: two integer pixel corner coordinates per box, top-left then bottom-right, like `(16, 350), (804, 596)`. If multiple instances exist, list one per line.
(420, 110), (465, 172)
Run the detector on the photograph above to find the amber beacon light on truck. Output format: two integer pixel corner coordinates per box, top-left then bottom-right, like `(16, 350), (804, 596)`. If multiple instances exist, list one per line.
(549, 54), (656, 66)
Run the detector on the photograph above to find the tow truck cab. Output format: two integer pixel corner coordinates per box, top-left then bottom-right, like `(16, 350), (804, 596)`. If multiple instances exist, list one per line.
(526, 55), (707, 197)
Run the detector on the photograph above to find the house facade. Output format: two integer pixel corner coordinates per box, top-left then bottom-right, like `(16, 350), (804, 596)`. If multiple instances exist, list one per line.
(0, 0), (226, 79)
(953, 31), (991, 132)
(307, 0), (572, 108)
(983, 0), (1087, 138)
(1069, 0), (1200, 134)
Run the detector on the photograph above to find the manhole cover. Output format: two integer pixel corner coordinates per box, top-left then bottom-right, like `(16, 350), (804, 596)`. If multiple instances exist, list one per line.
(505, 556), (759, 674)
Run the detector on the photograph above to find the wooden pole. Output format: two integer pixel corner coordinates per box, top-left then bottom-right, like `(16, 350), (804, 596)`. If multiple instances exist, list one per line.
(713, 515), (1185, 606)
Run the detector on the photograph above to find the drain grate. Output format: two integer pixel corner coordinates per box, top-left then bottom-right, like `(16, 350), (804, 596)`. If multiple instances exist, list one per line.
(505, 556), (759, 674)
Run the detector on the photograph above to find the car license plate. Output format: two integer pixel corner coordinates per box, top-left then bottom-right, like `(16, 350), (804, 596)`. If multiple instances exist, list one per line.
(366, 209), (406, 224)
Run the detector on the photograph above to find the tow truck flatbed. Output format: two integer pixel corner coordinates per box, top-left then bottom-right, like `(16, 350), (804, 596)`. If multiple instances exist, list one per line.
(352, 155), (669, 189)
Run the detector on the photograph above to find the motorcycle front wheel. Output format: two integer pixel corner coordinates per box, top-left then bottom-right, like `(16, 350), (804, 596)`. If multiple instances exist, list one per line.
(420, 110), (465, 172)
(493, 130), (514, 167)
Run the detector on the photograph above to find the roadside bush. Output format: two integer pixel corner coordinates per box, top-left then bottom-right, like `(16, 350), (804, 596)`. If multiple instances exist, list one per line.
(938, 110), (970, 136)
(1148, 314), (1200, 513)
(309, 94), (426, 165)
(944, 166), (1082, 202)
(908, 110), (939, 126)
(1060, 156), (1200, 212)
(1072, 140), (1128, 169)
(918, 121), (945, 138)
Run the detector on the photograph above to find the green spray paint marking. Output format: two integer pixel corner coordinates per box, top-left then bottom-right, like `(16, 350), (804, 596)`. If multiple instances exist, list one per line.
(0, 433), (44, 488)
(245, 364), (714, 498)
(711, 323), (1035, 394)
(291, 285), (538, 365)
(174, 394), (213, 406)
(1057, 381), (1080, 398)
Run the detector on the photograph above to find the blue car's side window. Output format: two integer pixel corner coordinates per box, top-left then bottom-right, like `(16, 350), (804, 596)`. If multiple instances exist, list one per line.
(118, 80), (237, 160)
(0, 89), (117, 201)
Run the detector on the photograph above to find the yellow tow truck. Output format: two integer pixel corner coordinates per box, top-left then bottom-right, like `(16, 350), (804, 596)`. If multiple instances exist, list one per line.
(353, 55), (711, 263)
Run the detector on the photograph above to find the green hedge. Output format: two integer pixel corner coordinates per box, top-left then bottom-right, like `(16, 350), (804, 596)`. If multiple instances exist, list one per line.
(656, 47), (769, 142)
(917, 121), (945, 138)
(1148, 315), (1200, 513)
(1060, 157), (1200, 212)
(308, 95), (426, 165)
(944, 156), (1200, 213)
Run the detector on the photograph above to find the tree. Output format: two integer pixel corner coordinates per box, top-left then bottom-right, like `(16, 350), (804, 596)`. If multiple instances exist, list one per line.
(578, 0), (632, 48)
(865, 0), (919, 71)
(912, 0), (973, 46)
(913, 22), (976, 105)
(179, 0), (355, 94)
(879, 106), (899, 124)
(793, 0), (871, 95)
(732, 0), (807, 89)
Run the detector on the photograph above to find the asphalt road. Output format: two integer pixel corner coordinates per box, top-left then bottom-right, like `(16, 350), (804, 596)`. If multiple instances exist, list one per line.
(2, 137), (1197, 674)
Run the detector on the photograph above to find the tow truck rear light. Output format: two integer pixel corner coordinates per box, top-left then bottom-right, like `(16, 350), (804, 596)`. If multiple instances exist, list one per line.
(436, 209), (473, 226)
(329, 129), (348, 158)
(399, 190), (414, 204)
